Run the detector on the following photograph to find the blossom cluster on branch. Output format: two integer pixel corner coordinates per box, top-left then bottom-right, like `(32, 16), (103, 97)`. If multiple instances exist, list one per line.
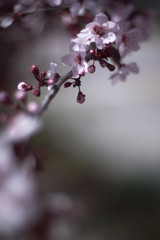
(0, 0), (153, 239)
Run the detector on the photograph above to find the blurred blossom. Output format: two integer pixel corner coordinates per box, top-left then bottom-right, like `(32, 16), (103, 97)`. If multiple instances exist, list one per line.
(0, 166), (38, 233)
(0, 143), (16, 179)
(27, 101), (39, 113)
(1, 113), (42, 143)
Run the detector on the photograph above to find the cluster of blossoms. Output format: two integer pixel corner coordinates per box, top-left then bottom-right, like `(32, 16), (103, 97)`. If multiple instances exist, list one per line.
(12, 2), (151, 104)
(0, 0), (153, 239)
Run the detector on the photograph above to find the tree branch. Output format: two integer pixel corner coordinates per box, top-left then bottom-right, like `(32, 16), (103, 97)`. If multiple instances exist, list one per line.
(37, 70), (72, 116)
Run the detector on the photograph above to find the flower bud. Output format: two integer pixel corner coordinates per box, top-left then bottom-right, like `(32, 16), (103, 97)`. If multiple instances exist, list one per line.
(89, 49), (95, 55)
(77, 91), (85, 104)
(88, 65), (96, 73)
(40, 71), (46, 79)
(64, 82), (72, 88)
(99, 59), (107, 68)
(107, 63), (115, 71)
(18, 82), (33, 91)
(32, 89), (40, 97)
(30, 65), (39, 76)
(47, 78), (54, 86)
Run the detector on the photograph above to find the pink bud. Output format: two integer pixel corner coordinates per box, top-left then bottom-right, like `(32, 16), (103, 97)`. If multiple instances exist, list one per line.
(90, 49), (95, 55)
(77, 91), (85, 104)
(17, 82), (33, 91)
(30, 65), (39, 76)
(47, 78), (54, 86)
(88, 65), (96, 73)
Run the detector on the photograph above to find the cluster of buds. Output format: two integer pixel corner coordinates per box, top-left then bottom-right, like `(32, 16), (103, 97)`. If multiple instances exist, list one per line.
(64, 78), (86, 104)
(17, 65), (60, 97)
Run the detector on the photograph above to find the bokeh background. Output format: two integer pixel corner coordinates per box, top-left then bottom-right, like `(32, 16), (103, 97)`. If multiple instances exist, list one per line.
(1, 1), (160, 239)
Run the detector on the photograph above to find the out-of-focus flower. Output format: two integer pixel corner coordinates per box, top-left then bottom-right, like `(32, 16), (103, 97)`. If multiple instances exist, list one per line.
(68, 0), (97, 17)
(27, 101), (39, 113)
(0, 16), (14, 28)
(1, 113), (42, 143)
(0, 166), (38, 233)
(46, 0), (62, 6)
(108, 3), (135, 22)
(0, 143), (15, 179)
(110, 62), (139, 85)
(115, 21), (143, 57)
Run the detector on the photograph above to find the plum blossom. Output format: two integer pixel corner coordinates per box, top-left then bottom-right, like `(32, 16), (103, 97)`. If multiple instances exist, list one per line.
(115, 21), (143, 58)
(68, 0), (97, 17)
(77, 13), (118, 50)
(62, 45), (88, 78)
(110, 62), (139, 85)
(108, 3), (135, 23)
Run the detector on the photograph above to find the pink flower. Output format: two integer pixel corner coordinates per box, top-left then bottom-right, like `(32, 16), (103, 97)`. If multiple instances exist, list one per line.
(115, 21), (142, 57)
(69, 0), (97, 17)
(62, 46), (88, 78)
(110, 62), (139, 85)
(77, 13), (118, 50)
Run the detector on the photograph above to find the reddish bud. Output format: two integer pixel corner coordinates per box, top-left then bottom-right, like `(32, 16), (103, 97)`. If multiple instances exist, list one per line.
(17, 82), (33, 91)
(107, 63), (115, 71)
(88, 65), (96, 73)
(99, 59), (107, 68)
(40, 71), (46, 79)
(30, 65), (39, 76)
(64, 82), (72, 88)
(32, 88), (41, 97)
(77, 91), (85, 104)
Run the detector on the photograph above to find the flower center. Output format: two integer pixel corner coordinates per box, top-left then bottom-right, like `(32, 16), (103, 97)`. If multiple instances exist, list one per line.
(93, 25), (105, 37)
(74, 54), (82, 64)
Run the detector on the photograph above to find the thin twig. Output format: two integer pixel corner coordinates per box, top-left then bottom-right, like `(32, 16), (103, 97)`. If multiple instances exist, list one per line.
(37, 70), (72, 116)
